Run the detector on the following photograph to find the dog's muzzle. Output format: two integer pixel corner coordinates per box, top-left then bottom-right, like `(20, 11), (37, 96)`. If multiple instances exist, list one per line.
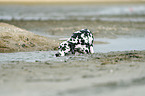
(55, 53), (60, 57)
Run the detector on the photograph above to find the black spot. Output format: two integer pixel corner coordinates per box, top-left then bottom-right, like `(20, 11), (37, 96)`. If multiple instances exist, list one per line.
(85, 50), (89, 53)
(62, 47), (66, 51)
(85, 43), (90, 48)
(81, 39), (85, 45)
(77, 40), (80, 44)
(22, 44), (26, 47)
(55, 53), (61, 57)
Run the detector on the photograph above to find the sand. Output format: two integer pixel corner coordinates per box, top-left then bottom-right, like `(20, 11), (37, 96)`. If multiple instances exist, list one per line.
(0, 23), (59, 53)
(0, 20), (145, 96)
(4, 20), (145, 39)
(0, 51), (145, 96)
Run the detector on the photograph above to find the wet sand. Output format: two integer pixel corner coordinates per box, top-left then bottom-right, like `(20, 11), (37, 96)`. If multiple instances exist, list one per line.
(0, 23), (59, 53)
(4, 20), (145, 39)
(0, 20), (145, 96)
(0, 51), (145, 96)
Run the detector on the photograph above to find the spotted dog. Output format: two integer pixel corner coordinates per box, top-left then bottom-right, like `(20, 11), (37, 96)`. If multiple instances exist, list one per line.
(55, 29), (94, 57)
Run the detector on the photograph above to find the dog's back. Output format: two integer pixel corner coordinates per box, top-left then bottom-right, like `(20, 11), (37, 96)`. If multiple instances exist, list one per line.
(55, 29), (94, 57)
(68, 29), (94, 54)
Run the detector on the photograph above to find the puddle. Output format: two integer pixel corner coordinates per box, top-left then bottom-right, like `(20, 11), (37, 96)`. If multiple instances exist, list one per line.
(0, 51), (67, 63)
(0, 37), (145, 63)
(94, 37), (145, 53)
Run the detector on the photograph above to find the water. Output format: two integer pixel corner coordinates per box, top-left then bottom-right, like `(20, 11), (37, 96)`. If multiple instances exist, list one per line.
(94, 37), (145, 53)
(0, 51), (68, 63)
(0, 37), (145, 63)
(0, 3), (145, 63)
(0, 4), (145, 22)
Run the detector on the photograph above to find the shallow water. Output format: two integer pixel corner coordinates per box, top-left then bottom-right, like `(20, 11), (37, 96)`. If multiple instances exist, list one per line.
(0, 37), (145, 63)
(0, 4), (145, 22)
(95, 37), (145, 53)
(0, 51), (66, 63)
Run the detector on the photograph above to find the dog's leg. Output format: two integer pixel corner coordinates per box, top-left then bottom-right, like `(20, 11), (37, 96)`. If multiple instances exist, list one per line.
(90, 46), (94, 54)
(69, 43), (75, 54)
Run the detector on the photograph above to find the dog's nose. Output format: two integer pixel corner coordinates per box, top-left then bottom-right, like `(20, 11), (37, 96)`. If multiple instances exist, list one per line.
(55, 53), (60, 57)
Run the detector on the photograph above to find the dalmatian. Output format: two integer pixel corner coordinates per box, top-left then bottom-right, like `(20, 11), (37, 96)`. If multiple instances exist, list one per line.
(55, 29), (94, 57)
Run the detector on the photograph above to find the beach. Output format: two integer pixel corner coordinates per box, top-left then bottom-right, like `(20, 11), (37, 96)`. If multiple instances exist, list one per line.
(0, 2), (145, 96)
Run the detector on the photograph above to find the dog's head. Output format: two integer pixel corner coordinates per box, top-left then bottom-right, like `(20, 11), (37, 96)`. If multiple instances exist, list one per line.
(55, 41), (71, 57)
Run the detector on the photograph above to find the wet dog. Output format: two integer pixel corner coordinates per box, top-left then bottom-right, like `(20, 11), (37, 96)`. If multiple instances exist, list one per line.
(55, 29), (94, 57)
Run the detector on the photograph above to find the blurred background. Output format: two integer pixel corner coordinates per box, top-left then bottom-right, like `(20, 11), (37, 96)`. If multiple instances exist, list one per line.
(0, 0), (145, 22)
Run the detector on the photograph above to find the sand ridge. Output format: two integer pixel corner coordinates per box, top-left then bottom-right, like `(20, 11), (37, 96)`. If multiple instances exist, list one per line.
(0, 23), (59, 53)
